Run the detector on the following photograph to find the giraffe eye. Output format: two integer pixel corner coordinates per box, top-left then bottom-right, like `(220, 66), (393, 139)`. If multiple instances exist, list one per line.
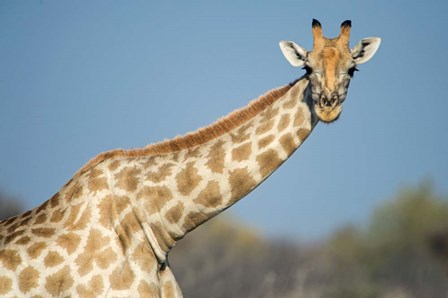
(348, 66), (359, 77)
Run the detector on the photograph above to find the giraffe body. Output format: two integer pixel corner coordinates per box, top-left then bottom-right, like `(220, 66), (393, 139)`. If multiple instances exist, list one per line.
(0, 79), (315, 297)
(0, 20), (380, 297)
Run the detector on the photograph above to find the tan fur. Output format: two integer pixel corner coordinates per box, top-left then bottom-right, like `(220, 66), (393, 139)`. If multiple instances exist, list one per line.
(338, 24), (351, 46)
(312, 24), (323, 48)
(323, 47), (340, 90)
(74, 84), (293, 178)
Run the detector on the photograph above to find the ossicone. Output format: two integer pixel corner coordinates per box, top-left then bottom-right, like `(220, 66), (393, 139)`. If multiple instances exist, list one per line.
(312, 19), (322, 28)
(312, 19), (323, 46)
(338, 20), (352, 45)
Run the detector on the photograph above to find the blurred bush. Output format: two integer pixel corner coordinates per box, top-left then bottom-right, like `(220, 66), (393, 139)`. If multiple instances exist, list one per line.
(0, 191), (23, 221)
(171, 183), (448, 298)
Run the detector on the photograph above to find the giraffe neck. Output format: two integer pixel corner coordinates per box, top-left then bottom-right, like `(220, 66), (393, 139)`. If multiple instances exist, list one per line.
(103, 76), (317, 259)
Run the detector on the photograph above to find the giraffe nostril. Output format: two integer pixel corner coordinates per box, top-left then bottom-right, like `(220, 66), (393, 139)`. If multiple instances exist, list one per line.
(331, 95), (338, 105)
(320, 93), (339, 107)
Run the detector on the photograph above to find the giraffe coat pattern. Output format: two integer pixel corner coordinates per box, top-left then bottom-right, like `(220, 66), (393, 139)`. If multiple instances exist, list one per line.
(0, 79), (315, 297)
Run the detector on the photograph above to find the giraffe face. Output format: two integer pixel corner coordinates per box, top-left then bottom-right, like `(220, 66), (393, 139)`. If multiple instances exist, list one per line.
(279, 19), (381, 123)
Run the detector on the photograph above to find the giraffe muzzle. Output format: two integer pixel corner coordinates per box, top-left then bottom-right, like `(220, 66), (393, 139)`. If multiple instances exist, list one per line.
(314, 91), (343, 123)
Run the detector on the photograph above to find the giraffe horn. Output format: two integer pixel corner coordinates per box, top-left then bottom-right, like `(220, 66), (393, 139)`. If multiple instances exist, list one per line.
(338, 20), (351, 46)
(312, 19), (323, 48)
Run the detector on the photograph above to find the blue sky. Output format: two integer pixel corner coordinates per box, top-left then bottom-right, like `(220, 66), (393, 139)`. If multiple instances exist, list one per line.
(1, 1), (447, 240)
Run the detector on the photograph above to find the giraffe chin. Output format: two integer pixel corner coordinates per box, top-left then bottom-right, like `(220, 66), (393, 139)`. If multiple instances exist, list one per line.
(314, 106), (342, 123)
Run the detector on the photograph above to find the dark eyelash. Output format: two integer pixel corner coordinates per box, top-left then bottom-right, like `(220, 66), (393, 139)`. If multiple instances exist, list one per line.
(348, 67), (359, 77)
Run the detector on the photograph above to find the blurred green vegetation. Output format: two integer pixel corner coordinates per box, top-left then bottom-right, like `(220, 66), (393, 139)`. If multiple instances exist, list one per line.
(1, 183), (447, 297)
(0, 191), (23, 221)
(171, 183), (448, 297)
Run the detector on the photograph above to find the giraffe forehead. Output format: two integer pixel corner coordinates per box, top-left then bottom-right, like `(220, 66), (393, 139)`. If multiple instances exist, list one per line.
(322, 47), (340, 70)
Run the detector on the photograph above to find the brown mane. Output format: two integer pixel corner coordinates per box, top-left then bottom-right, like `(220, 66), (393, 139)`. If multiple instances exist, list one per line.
(74, 82), (295, 177)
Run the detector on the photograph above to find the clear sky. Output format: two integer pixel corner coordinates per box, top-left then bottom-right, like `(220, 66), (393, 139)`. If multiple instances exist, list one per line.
(1, 1), (447, 240)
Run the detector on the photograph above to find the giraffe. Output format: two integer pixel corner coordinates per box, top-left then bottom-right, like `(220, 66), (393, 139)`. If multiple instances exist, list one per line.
(0, 19), (380, 297)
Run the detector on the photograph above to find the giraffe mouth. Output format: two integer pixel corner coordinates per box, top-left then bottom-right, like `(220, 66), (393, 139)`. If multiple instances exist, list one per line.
(311, 91), (344, 123)
(314, 105), (343, 123)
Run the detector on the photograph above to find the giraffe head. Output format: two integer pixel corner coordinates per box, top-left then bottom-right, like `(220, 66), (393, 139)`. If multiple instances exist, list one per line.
(279, 19), (381, 123)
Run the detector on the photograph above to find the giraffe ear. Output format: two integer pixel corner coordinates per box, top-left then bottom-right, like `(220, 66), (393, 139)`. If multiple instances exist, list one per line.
(351, 37), (381, 64)
(279, 41), (308, 67)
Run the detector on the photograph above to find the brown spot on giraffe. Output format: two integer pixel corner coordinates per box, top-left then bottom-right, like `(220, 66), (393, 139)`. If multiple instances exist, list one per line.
(115, 195), (131, 215)
(0, 249), (22, 270)
(137, 186), (173, 216)
(294, 107), (305, 127)
(176, 162), (202, 196)
(282, 97), (296, 109)
(297, 128), (311, 141)
(15, 236), (31, 245)
(31, 227), (55, 238)
(279, 133), (297, 155)
(159, 268), (182, 297)
(228, 167), (257, 204)
(161, 279), (176, 297)
(76, 275), (104, 298)
(27, 242), (47, 259)
(231, 142), (252, 161)
(115, 166), (141, 192)
(146, 163), (174, 183)
(0, 276), (12, 295)
(182, 210), (212, 233)
(121, 211), (142, 235)
(131, 243), (154, 270)
(56, 232), (81, 254)
(96, 247), (117, 270)
(194, 180), (222, 208)
(150, 222), (175, 251)
(49, 193), (61, 208)
(277, 113), (291, 132)
(109, 262), (135, 290)
(45, 265), (73, 296)
(108, 159), (121, 171)
(206, 140), (225, 174)
(257, 149), (284, 177)
(256, 119), (275, 136)
(138, 280), (159, 297)
(166, 202), (185, 224)
(49, 208), (64, 223)
(259, 106), (280, 123)
(258, 134), (275, 149)
(34, 212), (47, 225)
(44, 251), (64, 267)
(87, 168), (108, 194)
(97, 196), (113, 228)
(18, 266), (39, 293)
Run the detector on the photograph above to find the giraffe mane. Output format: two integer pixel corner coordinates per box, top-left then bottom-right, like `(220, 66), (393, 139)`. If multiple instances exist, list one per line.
(74, 82), (296, 178)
